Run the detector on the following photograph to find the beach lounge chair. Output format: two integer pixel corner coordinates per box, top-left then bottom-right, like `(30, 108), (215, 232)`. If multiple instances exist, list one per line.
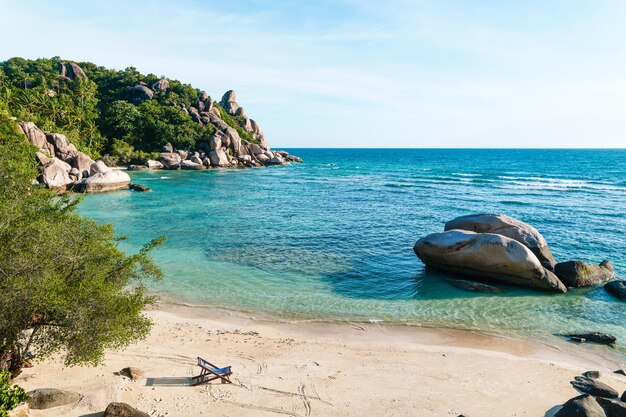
(191, 357), (232, 385)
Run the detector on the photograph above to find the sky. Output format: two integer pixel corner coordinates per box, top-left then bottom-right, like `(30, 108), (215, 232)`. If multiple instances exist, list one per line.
(1, 0), (626, 148)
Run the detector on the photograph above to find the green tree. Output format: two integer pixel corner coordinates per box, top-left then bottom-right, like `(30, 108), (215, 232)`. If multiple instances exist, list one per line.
(0, 371), (27, 417)
(0, 114), (164, 378)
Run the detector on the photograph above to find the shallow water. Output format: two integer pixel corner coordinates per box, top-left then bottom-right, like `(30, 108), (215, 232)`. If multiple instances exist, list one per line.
(79, 149), (626, 350)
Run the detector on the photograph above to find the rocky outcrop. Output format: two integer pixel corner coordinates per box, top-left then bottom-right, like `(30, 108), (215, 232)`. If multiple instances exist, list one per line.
(414, 230), (566, 292)
(555, 260), (615, 288)
(59, 62), (88, 81)
(555, 394), (606, 417)
(129, 84), (154, 104)
(444, 214), (557, 270)
(17, 121), (129, 193)
(605, 281), (626, 300)
(103, 402), (150, 417)
(27, 388), (81, 410)
(151, 78), (169, 92)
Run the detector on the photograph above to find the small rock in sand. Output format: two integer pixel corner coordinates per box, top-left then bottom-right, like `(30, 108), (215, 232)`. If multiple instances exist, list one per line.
(571, 376), (619, 398)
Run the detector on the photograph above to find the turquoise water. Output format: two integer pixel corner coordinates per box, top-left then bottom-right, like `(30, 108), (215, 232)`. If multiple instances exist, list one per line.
(79, 149), (626, 348)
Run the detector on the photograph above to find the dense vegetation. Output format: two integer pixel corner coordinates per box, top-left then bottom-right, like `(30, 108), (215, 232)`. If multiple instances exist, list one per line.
(0, 111), (164, 377)
(0, 371), (26, 417)
(0, 57), (255, 165)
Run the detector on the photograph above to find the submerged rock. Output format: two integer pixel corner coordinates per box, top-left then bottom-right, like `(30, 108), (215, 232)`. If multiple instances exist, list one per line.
(446, 279), (506, 293)
(555, 394), (605, 417)
(605, 281), (626, 300)
(414, 230), (566, 292)
(444, 213), (557, 270)
(565, 332), (616, 346)
(571, 376), (619, 398)
(27, 388), (81, 410)
(555, 260), (615, 287)
(129, 183), (151, 192)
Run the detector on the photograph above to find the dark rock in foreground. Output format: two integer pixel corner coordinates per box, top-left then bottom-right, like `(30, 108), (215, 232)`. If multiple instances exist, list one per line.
(605, 281), (626, 301)
(27, 388), (81, 410)
(555, 260), (615, 288)
(582, 371), (601, 379)
(595, 397), (626, 417)
(555, 394), (606, 417)
(446, 278), (506, 293)
(565, 332), (616, 346)
(414, 230), (566, 293)
(104, 402), (150, 417)
(571, 376), (619, 398)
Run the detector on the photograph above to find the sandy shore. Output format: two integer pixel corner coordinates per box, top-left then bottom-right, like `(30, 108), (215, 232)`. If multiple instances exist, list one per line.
(16, 303), (626, 417)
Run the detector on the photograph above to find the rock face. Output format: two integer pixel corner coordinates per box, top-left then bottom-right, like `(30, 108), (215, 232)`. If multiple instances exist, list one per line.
(605, 281), (626, 300)
(414, 230), (567, 292)
(555, 260), (615, 287)
(444, 214), (557, 270)
(103, 402), (150, 417)
(571, 376), (619, 398)
(60, 62), (88, 80)
(555, 394), (606, 417)
(151, 78), (169, 92)
(27, 388), (81, 410)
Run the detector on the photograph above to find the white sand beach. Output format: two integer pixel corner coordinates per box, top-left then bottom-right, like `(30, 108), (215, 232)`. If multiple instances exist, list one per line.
(17, 303), (626, 417)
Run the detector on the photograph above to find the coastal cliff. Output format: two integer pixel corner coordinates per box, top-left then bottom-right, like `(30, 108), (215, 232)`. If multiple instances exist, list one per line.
(0, 57), (301, 192)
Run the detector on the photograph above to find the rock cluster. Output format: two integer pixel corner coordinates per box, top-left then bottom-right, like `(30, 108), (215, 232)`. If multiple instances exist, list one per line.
(552, 372), (626, 417)
(414, 214), (618, 293)
(17, 121), (130, 193)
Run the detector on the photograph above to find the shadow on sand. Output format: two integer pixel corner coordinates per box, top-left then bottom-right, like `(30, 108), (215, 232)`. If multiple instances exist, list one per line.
(145, 376), (192, 387)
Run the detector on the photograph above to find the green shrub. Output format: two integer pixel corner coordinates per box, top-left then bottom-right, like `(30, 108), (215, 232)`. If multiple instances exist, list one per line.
(0, 371), (27, 417)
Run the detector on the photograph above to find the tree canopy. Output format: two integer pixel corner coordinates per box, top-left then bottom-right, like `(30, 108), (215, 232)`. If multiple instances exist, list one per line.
(0, 112), (164, 377)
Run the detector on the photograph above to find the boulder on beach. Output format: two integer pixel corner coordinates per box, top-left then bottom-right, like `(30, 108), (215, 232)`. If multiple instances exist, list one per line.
(555, 260), (615, 288)
(555, 394), (605, 417)
(570, 376), (619, 398)
(414, 230), (566, 293)
(41, 158), (73, 189)
(120, 367), (145, 380)
(103, 402), (150, 417)
(604, 281), (626, 300)
(146, 159), (164, 169)
(595, 397), (626, 417)
(444, 214), (557, 270)
(159, 152), (182, 169)
(27, 388), (81, 410)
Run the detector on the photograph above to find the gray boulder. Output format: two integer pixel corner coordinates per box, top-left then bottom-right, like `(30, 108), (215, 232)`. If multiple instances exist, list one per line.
(41, 158), (73, 189)
(103, 402), (150, 417)
(163, 142), (174, 153)
(571, 376), (619, 398)
(414, 230), (566, 293)
(146, 159), (164, 169)
(220, 90), (240, 115)
(77, 169), (131, 193)
(90, 160), (111, 175)
(27, 388), (81, 410)
(605, 281), (626, 300)
(555, 394), (606, 417)
(566, 332), (616, 346)
(130, 85), (153, 103)
(555, 260), (615, 288)
(60, 62), (88, 80)
(180, 160), (205, 170)
(71, 152), (95, 176)
(444, 214), (557, 270)
(159, 152), (182, 169)
(209, 149), (230, 167)
(18, 121), (48, 149)
(151, 78), (169, 92)
(129, 183), (151, 192)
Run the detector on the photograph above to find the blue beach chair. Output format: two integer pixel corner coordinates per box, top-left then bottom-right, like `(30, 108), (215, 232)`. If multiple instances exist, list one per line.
(191, 357), (232, 385)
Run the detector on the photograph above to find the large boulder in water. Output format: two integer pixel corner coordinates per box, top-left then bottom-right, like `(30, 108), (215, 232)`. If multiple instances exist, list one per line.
(555, 260), (615, 288)
(444, 214), (557, 270)
(414, 230), (566, 292)
(77, 169), (130, 193)
(604, 280), (626, 300)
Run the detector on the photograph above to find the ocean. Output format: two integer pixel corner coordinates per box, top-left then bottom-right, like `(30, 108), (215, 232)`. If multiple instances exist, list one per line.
(78, 149), (626, 349)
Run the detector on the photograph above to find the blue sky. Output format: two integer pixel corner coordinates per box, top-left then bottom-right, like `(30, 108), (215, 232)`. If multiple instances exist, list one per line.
(1, 0), (626, 148)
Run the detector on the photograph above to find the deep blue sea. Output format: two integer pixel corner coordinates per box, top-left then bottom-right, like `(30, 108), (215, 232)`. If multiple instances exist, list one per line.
(79, 149), (626, 349)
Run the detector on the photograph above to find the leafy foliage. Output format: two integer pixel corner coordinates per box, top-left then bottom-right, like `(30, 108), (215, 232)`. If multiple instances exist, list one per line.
(0, 57), (236, 160)
(0, 113), (164, 376)
(0, 371), (27, 417)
